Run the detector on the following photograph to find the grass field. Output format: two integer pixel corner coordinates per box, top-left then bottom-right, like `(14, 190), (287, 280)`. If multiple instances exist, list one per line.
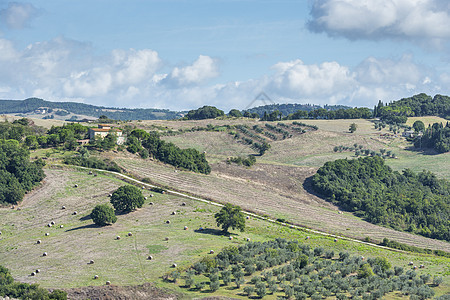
(0, 167), (448, 299)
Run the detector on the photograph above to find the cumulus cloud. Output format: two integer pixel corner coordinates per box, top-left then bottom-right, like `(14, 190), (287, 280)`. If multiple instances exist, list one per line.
(0, 35), (446, 111)
(167, 55), (219, 86)
(308, 0), (450, 46)
(0, 2), (39, 29)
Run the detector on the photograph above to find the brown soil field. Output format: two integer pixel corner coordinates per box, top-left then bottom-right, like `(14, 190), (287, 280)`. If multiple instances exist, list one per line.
(116, 156), (450, 252)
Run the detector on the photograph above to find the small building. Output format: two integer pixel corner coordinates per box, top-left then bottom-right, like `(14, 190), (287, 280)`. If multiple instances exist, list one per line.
(402, 130), (415, 138)
(88, 124), (123, 140)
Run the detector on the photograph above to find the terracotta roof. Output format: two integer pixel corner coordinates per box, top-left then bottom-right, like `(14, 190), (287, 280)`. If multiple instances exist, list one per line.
(90, 128), (122, 132)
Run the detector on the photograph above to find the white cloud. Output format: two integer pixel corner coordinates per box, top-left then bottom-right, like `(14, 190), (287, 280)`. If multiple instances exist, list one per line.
(0, 2), (38, 29)
(0, 35), (447, 111)
(308, 0), (450, 46)
(167, 55), (219, 86)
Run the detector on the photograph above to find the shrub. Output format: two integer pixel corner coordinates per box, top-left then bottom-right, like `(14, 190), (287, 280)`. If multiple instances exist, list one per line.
(91, 204), (117, 226)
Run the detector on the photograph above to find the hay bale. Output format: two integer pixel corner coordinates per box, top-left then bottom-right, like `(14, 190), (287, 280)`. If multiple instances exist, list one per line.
(89, 171), (93, 175)
(150, 194), (154, 197)
(361, 256), (365, 260)
(209, 250), (214, 254)
(172, 263), (177, 268)
(246, 238), (251, 242)
(149, 202), (154, 205)
(408, 261), (414, 265)
(36, 269), (40, 273)
(171, 211), (176, 215)
(334, 238), (338, 242)
(60, 225), (64, 228)
(37, 240), (41, 244)
(43, 252), (47, 256)
(51, 221), (55, 225)
(413, 266), (417, 270)
(31, 272), (36, 276)
(229, 236), (233, 240)
(47, 223), (52, 227)
(419, 264), (425, 268)
(94, 173), (98, 177)
(105, 281), (111, 285)
(108, 194), (112, 197)
(73, 211), (77, 215)
(184, 226), (188, 230)
(166, 220), (171, 224)
(181, 202), (186, 206)
(61, 206), (66, 210)
(45, 233), (49, 236)
(144, 196), (148, 200)
(116, 236), (121, 240)
(306, 236), (310, 240)
(74, 184), (78, 188)
(94, 275), (99, 279)
(246, 216), (250, 220)
(147, 255), (153, 260)
(142, 186), (145, 189)
(89, 260), (95, 264)
(0, 231), (2, 235)
(162, 191), (166, 194)
(164, 237), (169, 241)
(128, 232), (132, 237)
(17, 207), (21, 211)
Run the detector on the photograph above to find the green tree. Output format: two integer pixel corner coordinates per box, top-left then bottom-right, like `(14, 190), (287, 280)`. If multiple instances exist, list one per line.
(357, 263), (374, 278)
(349, 123), (357, 133)
(413, 120), (425, 132)
(228, 109), (243, 118)
(91, 204), (117, 226)
(110, 185), (145, 212)
(215, 203), (245, 233)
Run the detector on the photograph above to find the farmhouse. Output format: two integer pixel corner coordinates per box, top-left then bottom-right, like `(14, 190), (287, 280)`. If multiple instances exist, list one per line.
(88, 124), (125, 144)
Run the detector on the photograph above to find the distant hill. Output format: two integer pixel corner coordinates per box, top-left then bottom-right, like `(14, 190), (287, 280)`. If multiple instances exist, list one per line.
(0, 98), (184, 120)
(244, 103), (352, 117)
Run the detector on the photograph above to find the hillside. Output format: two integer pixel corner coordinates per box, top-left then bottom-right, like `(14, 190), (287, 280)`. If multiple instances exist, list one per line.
(0, 98), (184, 121)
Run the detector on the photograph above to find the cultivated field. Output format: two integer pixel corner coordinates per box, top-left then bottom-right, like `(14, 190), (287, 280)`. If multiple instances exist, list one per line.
(0, 167), (449, 299)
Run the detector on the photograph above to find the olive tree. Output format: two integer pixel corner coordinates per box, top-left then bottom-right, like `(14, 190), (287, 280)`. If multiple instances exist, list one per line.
(110, 185), (145, 212)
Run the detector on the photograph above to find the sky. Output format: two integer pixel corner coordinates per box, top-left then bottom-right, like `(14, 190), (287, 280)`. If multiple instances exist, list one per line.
(1, 0), (450, 111)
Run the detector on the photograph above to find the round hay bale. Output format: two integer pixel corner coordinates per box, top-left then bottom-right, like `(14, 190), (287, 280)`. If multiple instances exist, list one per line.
(45, 233), (49, 236)
(47, 223), (52, 227)
(149, 202), (154, 205)
(108, 194), (112, 197)
(0, 231), (2, 235)
(181, 202), (186, 206)
(306, 236), (310, 240)
(174, 170), (177, 173)
(184, 226), (188, 230)
(94, 173), (98, 177)
(413, 266), (417, 270)
(51, 221), (55, 225)
(60, 225), (64, 228)
(172, 263), (177, 268)
(147, 255), (153, 260)
(246, 238), (251, 242)
(419, 264), (425, 268)
(229, 236), (233, 240)
(37, 240), (41, 244)
(128, 232), (132, 237)
(36, 269), (40, 273)
(334, 238), (338, 242)
(43, 252), (47, 256)
(116, 236), (121, 240)
(31, 272), (36, 276)
(290, 225), (295, 228)
(142, 186), (145, 189)
(209, 250), (214, 254)
(361, 256), (365, 260)
(89, 171), (93, 175)
(164, 237), (169, 241)
(166, 220), (171, 224)
(89, 260), (95, 264)
(171, 211), (176, 215)
(17, 207), (21, 211)
(94, 275), (99, 279)
(106, 281), (111, 285)
(162, 191), (165, 194)
(62, 206), (66, 209)
(144, 196), (148, 200)
(246, 216), (250, 220)
(73, 211), (77, 215)
(74, 184), (78, 188)
(408, 261), (414, 265)
(11, 205), (14, 209)
(150, 194), (154, 197)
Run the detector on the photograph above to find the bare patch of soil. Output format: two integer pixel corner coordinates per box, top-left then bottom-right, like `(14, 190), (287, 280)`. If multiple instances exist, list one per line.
(64, 283), (180, 300)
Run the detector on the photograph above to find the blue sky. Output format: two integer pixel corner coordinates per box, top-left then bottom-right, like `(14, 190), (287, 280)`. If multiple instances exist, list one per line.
(1, 0), (450, 111)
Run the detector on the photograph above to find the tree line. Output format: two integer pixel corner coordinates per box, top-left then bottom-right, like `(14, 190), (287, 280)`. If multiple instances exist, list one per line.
(414, 122), (450, 153)
(312, 156), (449, 242)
